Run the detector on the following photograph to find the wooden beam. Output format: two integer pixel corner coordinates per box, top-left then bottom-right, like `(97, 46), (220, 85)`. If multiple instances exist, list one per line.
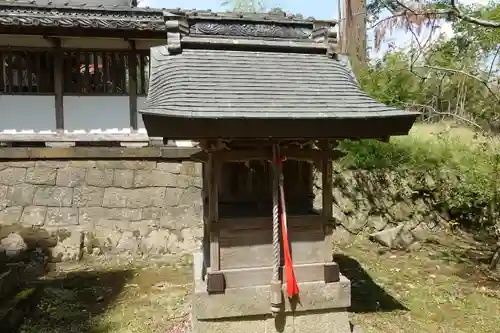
(206, 152), (225, 294)
(208, 153), (221, 272)
(0, 147), (201, 160)
(128, 41), (138, 130)
(321, 140), (334, 264)
(191, 147), (344, 163)
(52, 38), (64, 130)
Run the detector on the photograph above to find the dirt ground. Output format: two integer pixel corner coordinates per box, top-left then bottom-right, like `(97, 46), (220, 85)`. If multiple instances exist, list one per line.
(19, 231), (500, 333)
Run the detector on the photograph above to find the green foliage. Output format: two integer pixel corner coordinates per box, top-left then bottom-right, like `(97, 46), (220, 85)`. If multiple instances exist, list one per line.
(219, 0), (268, 12)
(337, 125), (500, 228)
(356, 2), (500, 230)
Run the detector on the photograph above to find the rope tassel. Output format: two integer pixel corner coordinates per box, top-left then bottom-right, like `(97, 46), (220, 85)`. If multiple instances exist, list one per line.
(277, 157), (299, 298)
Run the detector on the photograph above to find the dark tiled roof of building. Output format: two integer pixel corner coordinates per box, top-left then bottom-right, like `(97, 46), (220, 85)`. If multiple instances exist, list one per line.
(0, 0), (136, 9)
(0, 0), (165, 31)
(0, 3), (332, 33)
(142, 46), (416, 120)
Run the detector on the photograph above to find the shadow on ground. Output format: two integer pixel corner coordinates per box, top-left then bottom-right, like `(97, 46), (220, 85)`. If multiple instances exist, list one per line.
(1, 225), (135, 333)
(21, 269), (135, 333)
(333, 253), (408, 313)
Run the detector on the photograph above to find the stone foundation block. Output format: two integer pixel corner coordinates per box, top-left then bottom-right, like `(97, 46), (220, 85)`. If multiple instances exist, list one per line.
(193, 309), (353, 333)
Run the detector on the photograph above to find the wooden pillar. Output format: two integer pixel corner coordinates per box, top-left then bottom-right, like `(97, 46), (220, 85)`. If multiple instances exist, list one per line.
(206, 152), (225, 293)
(321, 141), (340, 283)
(128, 41), (138, 131)
(52, 38), (64, 130)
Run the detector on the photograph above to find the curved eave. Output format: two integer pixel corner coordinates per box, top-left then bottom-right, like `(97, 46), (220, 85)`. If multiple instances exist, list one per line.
(140, 112), (420, 140)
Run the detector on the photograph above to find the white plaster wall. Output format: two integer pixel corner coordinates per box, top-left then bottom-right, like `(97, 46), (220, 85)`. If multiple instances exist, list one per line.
(0, 95), (56, 131)
(63, 96), (130, 131)
(137, 96), (147, 131)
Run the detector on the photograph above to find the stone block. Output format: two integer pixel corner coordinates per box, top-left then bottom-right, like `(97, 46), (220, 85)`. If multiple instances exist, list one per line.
(159, 206), (202, 230)
(102, 188), (128, 208)
(78, 207), (106, 228)
(367, 215), (387, 231)
(178, 187), (202, 207)
(35, 161), (69, 168)
(141, 207), (166, 220)
(0, 232), (27, 258)
(86, 169), (114, 187)
(20, 206), (47, 226)
(73, 186), (104, 207)
(50, 230), (83, 262)
(0, 185), (7, 210)
(33, 186), (73, 207)
(134, 170), (178, 188)
(6, 184), (35, 206)
(140, 229), (177, 255)
(389, 201), (413, 221)
(107, 208), (142, 221)
(180, 162), (202, 177)
(87, 228), (122, 252)
(193, 299), (353, 333)
(116, 231), (140, 254)
(267, 310), (351, 333)
(193, 316), (266, 333)
(25, 167), (57, 185)
(46, 207), (79, 226)
(156, 162), (182, 174)
(56, 167), (87, 187)
(113, 169), (134, 188)
(103, 188), (166, 208)
(164, 187), (185, 207)
(0, 206), (23, 224)
(96, 160), (156, 170)
(193, 277), (351, 320)
(3, 162), (35, 168)
(69, 160), (96, 168)
(0, 168), (26, 186)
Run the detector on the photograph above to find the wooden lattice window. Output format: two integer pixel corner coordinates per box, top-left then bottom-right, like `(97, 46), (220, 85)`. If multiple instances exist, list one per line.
(137, 52), (150, 96)
(0, 50), (54, 94)
(62, 51), (149, 95)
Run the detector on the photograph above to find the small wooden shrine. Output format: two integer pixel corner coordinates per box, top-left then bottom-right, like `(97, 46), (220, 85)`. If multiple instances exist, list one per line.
(140, 9), (419, 333)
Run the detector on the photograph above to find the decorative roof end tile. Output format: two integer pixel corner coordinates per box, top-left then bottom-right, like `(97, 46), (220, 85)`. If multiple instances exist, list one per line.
(164, 11), (182, 54)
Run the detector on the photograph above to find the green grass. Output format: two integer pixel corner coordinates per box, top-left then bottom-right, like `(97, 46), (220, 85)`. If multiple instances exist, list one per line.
(341, 233), (500, 333)
(19, 232), (500, 333)
(20, 261), (191, 333)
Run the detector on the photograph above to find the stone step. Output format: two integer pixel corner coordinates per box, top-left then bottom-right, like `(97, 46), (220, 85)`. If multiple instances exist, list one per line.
(0, 287), (40, 333)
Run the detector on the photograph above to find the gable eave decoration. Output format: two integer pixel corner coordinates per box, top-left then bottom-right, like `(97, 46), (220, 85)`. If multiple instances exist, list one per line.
(0, 3), (165, 31)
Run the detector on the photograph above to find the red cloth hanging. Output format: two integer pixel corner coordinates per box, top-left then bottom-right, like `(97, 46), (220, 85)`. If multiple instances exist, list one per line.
(277, 158), (299, 297)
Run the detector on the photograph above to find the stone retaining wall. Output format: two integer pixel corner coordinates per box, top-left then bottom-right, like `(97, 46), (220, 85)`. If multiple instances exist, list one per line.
(314, 169), (445, 249)
(0, 159), (203, 261)
(0, 153), (448, 262)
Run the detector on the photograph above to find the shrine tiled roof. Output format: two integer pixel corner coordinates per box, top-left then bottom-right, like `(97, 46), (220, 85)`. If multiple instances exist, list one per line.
(137, 11), (418, 139)
(144, 46), (411, 120)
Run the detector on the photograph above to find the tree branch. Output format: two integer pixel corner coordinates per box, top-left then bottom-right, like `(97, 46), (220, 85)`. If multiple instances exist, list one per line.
(450, 0), (500, 28)
(372, 0), (500, 29)
(415, 64), (500, 102)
